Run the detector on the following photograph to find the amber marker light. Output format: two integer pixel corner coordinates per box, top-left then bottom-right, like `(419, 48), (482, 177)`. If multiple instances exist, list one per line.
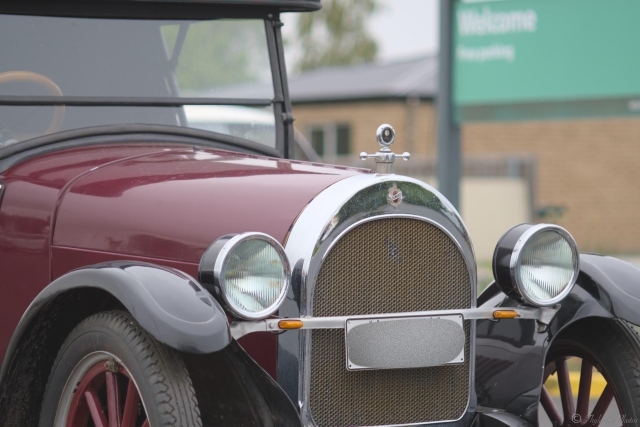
(493, 310), (518, 319)
(278, 320), (303, 329)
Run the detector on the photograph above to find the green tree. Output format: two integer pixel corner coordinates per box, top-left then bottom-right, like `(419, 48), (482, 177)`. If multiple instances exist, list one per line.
(163, 20), (271, 93)
(296, 0), (379, 72)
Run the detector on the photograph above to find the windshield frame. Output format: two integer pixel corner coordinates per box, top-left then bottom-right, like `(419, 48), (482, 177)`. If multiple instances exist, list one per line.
(0, 12), (295, 159)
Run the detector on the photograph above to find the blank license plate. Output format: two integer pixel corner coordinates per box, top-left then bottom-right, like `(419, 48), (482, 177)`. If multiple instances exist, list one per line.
(345, 315), (465, 371)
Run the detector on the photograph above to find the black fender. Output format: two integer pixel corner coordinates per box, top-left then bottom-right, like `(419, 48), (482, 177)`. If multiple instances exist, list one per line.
(183, 340), (302, 427)
(567, 253), (640, 326)
(0, 261), (304, 427)
(7, 261), (231, 361)
(475, 253), (640, 425)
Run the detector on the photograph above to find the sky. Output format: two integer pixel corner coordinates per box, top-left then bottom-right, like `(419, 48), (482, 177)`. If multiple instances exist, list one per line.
(281, 0), (440, 69)
(369, 0), (439, 61)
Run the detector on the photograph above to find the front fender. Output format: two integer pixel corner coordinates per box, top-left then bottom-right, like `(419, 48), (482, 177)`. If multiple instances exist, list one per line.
(475, 253), (640, 424)
(16, 261), (231, 355)
(570, 253), (640, 325)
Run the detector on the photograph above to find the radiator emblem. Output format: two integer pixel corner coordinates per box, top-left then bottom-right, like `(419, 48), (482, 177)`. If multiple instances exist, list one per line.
(387, 184), (403, 208)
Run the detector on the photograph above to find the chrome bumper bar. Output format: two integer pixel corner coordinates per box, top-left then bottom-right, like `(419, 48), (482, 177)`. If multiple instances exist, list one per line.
(230, 305), (559, 340)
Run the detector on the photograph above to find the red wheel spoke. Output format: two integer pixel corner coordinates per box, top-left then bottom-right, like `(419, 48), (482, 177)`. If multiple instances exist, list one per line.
(541, 385), (563, 426)
(590, 384), (614, 426)
(106, 371), (122, 427)
(85, 390), (109, 427)
(557, 358), (575, 423)
(121, 379), (141, 427)
(576, 359), (593, 420)
(141, 420), (149, 427)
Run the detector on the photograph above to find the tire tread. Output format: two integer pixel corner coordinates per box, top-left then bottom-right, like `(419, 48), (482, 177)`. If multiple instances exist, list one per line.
(551, 318), (640, 426)
(45, 310), (202, 427)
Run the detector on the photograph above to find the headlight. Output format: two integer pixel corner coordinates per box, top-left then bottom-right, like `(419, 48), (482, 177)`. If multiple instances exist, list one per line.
(492, 224), (579, 306)
(199, 232), (291, 320)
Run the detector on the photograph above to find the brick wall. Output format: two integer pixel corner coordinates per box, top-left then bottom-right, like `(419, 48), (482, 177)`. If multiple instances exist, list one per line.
(464, 118), (640, 254)
(292, 100), (437, 157)
(293, 100), (640, 253)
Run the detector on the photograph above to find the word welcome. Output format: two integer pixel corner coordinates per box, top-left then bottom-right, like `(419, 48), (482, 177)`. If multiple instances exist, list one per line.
(458, 7), (538, 36)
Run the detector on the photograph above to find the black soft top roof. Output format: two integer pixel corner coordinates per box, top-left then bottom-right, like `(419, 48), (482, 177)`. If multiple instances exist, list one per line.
(0, 0), (321, 19)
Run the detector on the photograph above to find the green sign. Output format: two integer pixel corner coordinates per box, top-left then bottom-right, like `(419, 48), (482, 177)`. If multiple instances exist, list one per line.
(453, 0), (640, 121)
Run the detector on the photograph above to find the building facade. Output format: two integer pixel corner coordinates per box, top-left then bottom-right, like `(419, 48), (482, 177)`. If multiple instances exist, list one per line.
(289, 56), (640, 257)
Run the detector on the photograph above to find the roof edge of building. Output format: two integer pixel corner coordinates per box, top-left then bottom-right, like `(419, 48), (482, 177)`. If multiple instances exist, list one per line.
(291, 94), (435, 105)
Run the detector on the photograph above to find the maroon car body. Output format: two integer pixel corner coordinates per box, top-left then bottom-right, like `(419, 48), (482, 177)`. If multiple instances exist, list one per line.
(0, 143), (361, 376)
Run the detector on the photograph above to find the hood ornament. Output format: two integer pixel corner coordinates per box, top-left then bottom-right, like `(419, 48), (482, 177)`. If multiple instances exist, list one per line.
(360, 124), (410, 174)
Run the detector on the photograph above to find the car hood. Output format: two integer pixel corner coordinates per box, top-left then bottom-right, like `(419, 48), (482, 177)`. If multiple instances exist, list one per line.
(53, 146), (365, 263)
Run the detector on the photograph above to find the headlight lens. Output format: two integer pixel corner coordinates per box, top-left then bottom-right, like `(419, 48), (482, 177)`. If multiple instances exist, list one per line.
(517, 230), (578, 303)
(222, 238), (288, 318)
(199, 232), (291, 320)
(493, 224), (579, 306)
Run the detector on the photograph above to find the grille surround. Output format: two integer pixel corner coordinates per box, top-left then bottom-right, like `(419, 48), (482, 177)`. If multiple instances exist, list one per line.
(309, 217), (472, 427)
(278, 176), (477, 427)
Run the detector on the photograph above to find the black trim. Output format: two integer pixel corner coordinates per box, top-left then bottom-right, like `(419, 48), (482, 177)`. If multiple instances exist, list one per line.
(0, 1), (320, 19)
(219, 341), (304, 427)
(0, 134), (279, 173)
(491, 223), (533, 303)
(477, 281), (500, 307)
(273, 17), (296, 159)
(476, 408), (535, 427)
(265, 15), (296, 159)
(0, 96), (272, 107)
(266, 17), (287, 157)
(198, 234), (237, 314)
(0, 124), (281, 167)
(182, 342), (303, 427)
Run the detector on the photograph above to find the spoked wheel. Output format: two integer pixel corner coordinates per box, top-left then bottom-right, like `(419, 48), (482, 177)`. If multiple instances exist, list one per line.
(60, 353), (149, 427)
(40, 311), (202, 427)
(539, 319), (640, 427)
(541, 355), (621, 427)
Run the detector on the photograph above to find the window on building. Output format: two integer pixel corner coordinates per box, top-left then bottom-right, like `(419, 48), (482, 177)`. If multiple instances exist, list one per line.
(307, 123), (351, 160)
(311, 128), (325, 156)
(336, 125), (350, 155)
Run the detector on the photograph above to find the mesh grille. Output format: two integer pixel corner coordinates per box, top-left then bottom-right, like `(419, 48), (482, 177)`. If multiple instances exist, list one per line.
(310, 218), (472, 427)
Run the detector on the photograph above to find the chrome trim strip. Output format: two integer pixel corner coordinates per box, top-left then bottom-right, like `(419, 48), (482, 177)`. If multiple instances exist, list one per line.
(278, 173), (479, 427)
(233, 306), (557, 339)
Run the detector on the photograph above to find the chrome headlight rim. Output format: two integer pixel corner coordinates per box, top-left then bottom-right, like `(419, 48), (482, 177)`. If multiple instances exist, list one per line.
(204, 232), (291, 320)
(511, 224), (579, 306)
(494, 223), (580, 307)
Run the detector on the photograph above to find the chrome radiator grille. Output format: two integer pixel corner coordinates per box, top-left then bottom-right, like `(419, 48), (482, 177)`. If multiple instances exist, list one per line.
(309, 218), (472, 427)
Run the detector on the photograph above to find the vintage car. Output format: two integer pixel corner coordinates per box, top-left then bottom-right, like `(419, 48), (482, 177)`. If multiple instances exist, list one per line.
(1, 1), (640, 427)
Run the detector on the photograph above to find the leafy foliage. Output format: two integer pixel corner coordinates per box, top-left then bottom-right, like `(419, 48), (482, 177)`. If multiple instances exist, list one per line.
(296, 0), (379, 71)
(162, 20), (271, 93)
